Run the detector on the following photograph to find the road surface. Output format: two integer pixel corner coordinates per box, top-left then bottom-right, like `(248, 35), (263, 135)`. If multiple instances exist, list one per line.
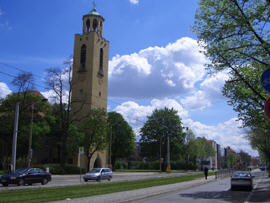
(133, 170), (269, 203)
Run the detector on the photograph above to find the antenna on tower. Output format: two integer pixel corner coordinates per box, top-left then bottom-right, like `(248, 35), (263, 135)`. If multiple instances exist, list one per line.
(92, 0), (96, 10)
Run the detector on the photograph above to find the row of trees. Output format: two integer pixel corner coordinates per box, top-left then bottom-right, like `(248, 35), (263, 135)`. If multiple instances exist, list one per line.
(0, 86), (217, 171)
(139, 108), (215, 170)
(0, 65), (136, 171)
(192, 0), (270, 163)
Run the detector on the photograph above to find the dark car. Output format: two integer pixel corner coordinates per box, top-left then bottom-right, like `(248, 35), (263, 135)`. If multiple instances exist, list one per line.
(0, 168), (51, 187)
(83, 168), (112, 182)
(231, 171), (253, 191)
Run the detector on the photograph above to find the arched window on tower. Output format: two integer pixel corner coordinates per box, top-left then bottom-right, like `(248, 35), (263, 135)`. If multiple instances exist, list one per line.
(86, 19), (90, 33)
(98, 48), (104, 76)
(93, 19), (98, 32)
(80, 44), (86, 71)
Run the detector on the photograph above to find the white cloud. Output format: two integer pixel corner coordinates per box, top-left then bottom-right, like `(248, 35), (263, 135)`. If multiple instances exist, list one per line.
(109, 37), (207, 99)
(181, 71), (229, 111)
(114, 98), (188, 127)
(0, 82), (12, 98)
(129, 0), (139, 4)
(183, 118), (258, 156)
(113, 99), (257, 156)
(41, 89), (69, 104)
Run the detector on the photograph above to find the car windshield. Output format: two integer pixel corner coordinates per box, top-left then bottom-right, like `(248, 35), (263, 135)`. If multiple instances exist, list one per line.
(88, 168), (101, 173)
(14, 168), (28, 174)
(232, 171), (250, 178)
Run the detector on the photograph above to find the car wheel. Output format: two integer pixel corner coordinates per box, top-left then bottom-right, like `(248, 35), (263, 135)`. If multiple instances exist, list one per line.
(2, 183), (8, 187)
(108, 176), (111, 181)
(41, 178), (48, 185)
(84, 179), (88, 182)
(96, 177), (101, 182)
(18, 179), (25, 186)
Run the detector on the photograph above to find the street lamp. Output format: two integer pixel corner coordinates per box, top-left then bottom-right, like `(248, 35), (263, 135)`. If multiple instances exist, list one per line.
(27, 98), (47, 168)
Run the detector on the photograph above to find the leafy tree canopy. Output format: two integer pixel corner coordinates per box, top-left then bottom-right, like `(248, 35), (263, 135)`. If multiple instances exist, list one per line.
(192, 0), (269, 72)
(140, 108), (185, 161)
(107, 112), (136, 166)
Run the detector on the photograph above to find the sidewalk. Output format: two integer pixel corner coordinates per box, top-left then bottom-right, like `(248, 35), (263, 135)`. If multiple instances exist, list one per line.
(49, 175), (215, 203)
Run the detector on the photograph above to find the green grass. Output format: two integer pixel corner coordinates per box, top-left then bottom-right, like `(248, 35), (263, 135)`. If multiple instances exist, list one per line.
(0, 173), (212, 203)
(115, 169), (161, 172)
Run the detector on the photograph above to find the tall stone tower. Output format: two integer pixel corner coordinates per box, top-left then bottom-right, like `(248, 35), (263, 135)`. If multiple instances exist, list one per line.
(71, 3), (109, 168)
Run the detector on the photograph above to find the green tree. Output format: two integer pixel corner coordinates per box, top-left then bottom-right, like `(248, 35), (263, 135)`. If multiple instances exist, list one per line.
(183, 129), (198, 167)
(192, 0), (269, 100)
(238, 150), (251, 169)
(196, 137), (215, 167)
(79, 108), (108, 171)
(227, 151), (239, 169)
(107, 112), (136, 168)
(140, 108), (185, 165)
(248, 128), (270, 164)
(0, 92), (52, 168)
(223, 64), (269, 129)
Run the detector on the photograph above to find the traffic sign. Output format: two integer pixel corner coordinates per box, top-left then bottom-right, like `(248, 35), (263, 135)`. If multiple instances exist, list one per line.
(264, 98), (270, 119)
(261, 68), (270, 92)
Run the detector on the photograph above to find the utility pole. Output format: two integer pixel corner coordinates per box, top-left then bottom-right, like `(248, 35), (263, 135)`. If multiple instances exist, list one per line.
(27, 103), (34, 168)
(166, 135), (171, 172)
(11, 102), (20, 172)
(109, 125), (112, 169)
(159, 136), (162, 172)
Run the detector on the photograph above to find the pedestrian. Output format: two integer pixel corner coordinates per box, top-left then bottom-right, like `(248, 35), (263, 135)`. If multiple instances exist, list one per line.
(204, 166), (209, 180)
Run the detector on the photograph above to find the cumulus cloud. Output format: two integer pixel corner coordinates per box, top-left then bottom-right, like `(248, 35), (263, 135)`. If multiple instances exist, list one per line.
(114, 98), (188, 127)
(114, 98), (257, 156)
(0, 82), (12, 98)
(129, 0), (139, 4)
(181, 71), (229, 110)
(109, 37), (207, 99)
(183, 118), (258, 156)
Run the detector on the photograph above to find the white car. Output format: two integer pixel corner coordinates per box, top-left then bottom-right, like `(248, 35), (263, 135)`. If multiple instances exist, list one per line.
(83, 168), (112, 182)
(231, 171), (253, 191)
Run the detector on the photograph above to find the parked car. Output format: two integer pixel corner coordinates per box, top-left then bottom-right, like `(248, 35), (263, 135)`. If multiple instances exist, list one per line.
(231, 171), (253, 191)
(0, 168), (51, 187)
(83, 168), (112, 182)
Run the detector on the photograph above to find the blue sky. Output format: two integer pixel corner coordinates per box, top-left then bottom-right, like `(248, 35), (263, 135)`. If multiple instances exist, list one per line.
(0, 0), (258, 156)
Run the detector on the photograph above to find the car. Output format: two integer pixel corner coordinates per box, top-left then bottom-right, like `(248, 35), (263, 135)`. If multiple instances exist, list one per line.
(83, 168), (112, 182)
(231, 171), (253, 191)
(0, 168), (51, 187)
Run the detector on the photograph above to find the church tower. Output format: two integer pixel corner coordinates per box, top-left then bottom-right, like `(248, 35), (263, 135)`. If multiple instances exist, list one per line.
(71, 3), (109, 168)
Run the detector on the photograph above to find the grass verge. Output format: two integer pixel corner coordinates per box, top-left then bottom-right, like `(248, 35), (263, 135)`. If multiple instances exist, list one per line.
(0, 173), (212, 203)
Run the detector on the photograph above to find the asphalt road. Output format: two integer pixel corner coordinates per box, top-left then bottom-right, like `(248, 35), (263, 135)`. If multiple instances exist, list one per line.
(132, 170), (269, 203)
(0, 171), (202, 191)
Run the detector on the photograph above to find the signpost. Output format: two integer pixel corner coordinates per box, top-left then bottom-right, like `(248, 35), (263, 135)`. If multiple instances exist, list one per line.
(79, 147), (84, 182)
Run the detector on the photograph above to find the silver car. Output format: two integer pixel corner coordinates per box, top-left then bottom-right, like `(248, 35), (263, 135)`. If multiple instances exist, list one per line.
(231, 171), (253, 191)
(83, 168), (112, 182)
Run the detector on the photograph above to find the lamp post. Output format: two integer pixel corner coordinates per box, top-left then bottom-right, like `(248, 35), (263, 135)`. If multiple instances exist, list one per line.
(27, 98), (47, 168)
(11, 102), (20, 172)
(109, 125), (112, 169)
